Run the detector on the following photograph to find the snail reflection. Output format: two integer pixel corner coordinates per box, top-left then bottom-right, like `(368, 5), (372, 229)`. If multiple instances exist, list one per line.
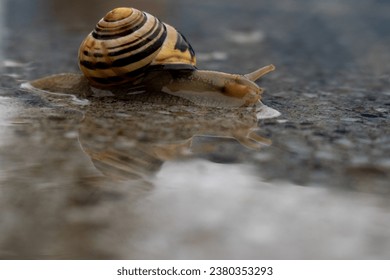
(78, 100), (273, 181)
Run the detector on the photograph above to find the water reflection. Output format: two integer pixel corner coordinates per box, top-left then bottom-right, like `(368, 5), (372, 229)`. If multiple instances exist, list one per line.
(78, 99), (272, 181)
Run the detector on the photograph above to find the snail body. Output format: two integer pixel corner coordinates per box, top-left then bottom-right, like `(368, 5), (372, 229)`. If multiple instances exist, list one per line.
(27, 7), (275, 107)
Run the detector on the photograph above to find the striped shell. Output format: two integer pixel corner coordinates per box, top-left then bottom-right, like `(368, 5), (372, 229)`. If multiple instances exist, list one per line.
(78, 7), (196, 88)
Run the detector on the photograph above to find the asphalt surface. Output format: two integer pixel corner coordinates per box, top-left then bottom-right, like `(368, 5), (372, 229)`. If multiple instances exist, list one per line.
(0, 0), (389, 259)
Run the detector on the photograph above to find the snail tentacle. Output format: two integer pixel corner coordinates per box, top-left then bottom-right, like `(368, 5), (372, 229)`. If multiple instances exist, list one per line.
(244, 64), (275, 82)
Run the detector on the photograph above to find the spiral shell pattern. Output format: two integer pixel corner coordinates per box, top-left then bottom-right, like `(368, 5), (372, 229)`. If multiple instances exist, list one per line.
(78, 7), (196, 88)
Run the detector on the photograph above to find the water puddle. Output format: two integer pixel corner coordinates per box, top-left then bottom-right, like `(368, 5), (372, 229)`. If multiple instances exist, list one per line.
(0, 79), (287, 259)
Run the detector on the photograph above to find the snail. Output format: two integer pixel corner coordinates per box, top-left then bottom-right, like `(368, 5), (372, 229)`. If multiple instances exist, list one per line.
(26, 7), (275, 107)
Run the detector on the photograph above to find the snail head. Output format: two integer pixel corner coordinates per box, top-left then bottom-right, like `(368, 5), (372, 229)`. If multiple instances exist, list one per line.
(222, 64), (276, 105)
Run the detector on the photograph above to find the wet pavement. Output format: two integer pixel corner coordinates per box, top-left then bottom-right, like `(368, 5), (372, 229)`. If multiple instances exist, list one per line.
(0, 0), (389, 259)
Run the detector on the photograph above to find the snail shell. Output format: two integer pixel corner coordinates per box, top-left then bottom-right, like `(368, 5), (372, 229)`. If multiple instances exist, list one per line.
(78, 7), (196, 87)
(26, 7), (275, 107)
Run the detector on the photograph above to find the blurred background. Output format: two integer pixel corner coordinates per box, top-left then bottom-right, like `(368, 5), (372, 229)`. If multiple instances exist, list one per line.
(1, 0), (389, 80)
(0, 0), (389, 259)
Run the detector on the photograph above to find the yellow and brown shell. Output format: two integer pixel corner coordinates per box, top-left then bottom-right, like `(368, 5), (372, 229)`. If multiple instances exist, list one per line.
(78, 7), (197, 88)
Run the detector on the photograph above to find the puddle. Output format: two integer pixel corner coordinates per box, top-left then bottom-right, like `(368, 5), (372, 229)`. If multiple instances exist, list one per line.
(0, 77), (284, 259)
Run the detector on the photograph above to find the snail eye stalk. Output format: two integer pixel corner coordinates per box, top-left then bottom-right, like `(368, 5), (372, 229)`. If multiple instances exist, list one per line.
(244, 64), (275, 82)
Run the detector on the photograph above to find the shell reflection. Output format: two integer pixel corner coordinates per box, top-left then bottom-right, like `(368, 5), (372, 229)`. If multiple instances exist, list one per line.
(79, 101), (273, 181)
